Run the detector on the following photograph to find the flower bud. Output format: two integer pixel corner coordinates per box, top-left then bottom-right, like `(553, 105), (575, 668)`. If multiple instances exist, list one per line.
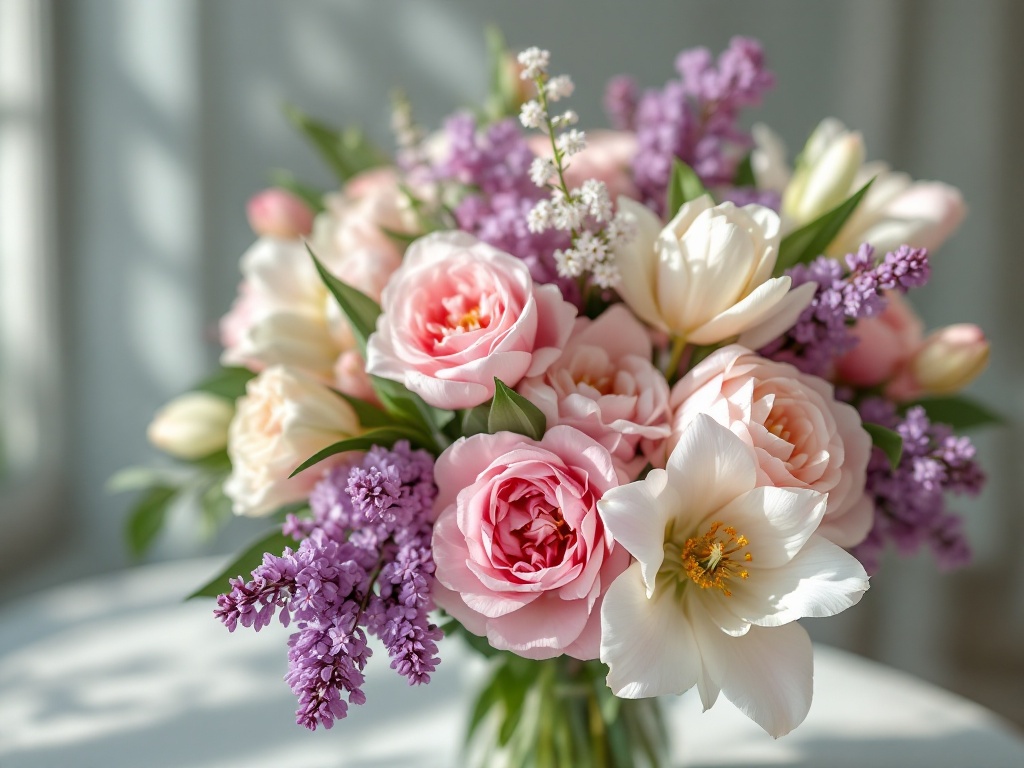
(245, 188), (315, 240)
(147, 392), (233, 460)
(782, 119), (865, 224)
(911, 324), (990, 396)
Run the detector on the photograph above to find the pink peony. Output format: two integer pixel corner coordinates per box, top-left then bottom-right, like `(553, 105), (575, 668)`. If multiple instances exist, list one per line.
(835, 292), (923, 388)
(668, 345), (873, 548)
(529, 130), (639, 202)
(431, 426), (630, 660)
(517, 304), (671, 478)
(366, 231), (577, 410)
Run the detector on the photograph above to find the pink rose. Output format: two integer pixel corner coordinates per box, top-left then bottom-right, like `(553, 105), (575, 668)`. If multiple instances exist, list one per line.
(366, 232), (577, 410)
(669, 345), (873, 548)
(432, 426), (630, 659)
(836, 292), (923, 387)
(529, 130), (639, 202)
(517, 304), (671, 478)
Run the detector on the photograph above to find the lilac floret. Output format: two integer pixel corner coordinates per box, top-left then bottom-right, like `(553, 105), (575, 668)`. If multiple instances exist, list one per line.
(429, 113), (577, 301)
(631, 36), (775, 211)
(852, 402), (984, 574)
(215, 441), (442, 730)
(761, 244), (931, 377)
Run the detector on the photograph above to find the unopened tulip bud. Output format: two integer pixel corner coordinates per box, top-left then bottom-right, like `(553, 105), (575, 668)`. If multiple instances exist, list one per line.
(246, 188), (315, 240)
(147, 392), (234, 460)
(783, 119), (865, 224)
(911, 324), (990, 396)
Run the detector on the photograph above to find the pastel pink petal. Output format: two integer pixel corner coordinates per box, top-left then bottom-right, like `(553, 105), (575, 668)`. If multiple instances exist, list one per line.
(430, 581), (487, 637)
(432, 510), (539, 617)
(485, 593), (591, 660)
(600, 562), (701, 698)
(817, 491), (874, 548)
(526, 284), (578, 377)
(401, 368), (493, 410)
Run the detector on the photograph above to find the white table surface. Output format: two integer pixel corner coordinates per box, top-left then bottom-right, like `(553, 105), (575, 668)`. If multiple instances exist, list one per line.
(1, 558), (1022, 768)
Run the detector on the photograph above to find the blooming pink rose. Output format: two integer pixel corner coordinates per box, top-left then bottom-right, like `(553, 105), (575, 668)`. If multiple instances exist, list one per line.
(668, 345), (873, 548)
(366, 231), (577, 410)
(529, 130), (639, 202)
(432, 426), (630, 659)
(836, 292), (923, 388)
(517, 304), (671, 478)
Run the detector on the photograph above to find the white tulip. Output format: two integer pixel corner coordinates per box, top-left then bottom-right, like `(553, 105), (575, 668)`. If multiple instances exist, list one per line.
(612, 196), (811, 347)
(224, 366), (362, 517)
(146, 392), (233, 460)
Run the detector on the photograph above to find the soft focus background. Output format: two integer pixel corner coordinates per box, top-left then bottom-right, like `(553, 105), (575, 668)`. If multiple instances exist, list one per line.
(2, 0), (1022, 726)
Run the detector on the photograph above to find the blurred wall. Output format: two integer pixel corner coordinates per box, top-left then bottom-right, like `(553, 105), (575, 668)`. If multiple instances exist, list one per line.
(7, 0), (1023, 714)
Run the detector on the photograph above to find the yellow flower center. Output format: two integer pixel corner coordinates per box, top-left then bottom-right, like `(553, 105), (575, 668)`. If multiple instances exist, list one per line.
(454, 307), (483, 333)
(681, 521), (752, 597)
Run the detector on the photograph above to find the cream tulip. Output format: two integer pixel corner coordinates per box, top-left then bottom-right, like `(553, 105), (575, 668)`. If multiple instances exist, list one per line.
(147, 392), (233, 461)
(911, 324), (990, 396)
(612, 196), (811, 347)
(782, 118), (865, 224)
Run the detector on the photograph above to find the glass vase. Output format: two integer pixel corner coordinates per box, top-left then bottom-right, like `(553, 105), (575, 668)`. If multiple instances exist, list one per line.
(463, 651), (670, 768)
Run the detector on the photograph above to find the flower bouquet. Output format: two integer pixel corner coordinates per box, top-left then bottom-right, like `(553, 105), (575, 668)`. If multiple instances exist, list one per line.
(126, 31), (995, 766)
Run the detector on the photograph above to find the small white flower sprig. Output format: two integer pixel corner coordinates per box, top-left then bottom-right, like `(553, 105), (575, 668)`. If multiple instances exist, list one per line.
(517, 47), (636, 292)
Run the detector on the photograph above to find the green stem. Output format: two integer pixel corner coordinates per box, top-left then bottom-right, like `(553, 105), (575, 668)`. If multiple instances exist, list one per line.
(664, 336), (688, 381)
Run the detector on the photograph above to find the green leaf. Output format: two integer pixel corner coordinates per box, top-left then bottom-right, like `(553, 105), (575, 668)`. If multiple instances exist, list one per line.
(459, 403), (492, 438)
(288, 427), (429, 478)
(192, 366), (255, 401)
(107, 466), (188, 493)
(379, 226), (419, 247)
(488, 379), (546, 441)
(268, 169), (326, 214)
(307, 246), (381, 356)
(125, 484), (177, 559)
(733, 153), (756, 187)
(665, 159), (708, 220)
(863, 422), (903, 470)
(284, 106), (387, 184)
(333, 390), (399, 430)
(371, 376), (453, 452)
(187, 528), (294, 599)
(910, 395), (1005, 431)
(775, 178), (874, 273)
(482, 25), (518, 123)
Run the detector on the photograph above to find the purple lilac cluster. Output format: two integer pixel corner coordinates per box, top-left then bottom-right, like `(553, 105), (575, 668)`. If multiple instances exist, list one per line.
(853, 400), (984, 574)
(761, 244), (931, 377)
(430, 113), (576, 300)
(614, 36), (774, 212)
(214, 442), (441, 730)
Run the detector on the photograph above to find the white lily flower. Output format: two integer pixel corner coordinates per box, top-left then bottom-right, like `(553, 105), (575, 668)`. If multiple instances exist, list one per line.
(612, 196), (811, 346)
(597, 414), (869, 737)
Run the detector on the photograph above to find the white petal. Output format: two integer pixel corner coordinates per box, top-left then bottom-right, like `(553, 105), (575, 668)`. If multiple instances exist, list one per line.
(687, 276), (793, 345)
(665, 414), (758, 523)
(611, 197), (665, 330)
(597, 469), (672, 597)
(717, 534), (869, 628)
(600, 562), (701, 699)
(692, 611), (813, 738)
(736, 281), (818, 350)
(714, 486), (827, 569)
